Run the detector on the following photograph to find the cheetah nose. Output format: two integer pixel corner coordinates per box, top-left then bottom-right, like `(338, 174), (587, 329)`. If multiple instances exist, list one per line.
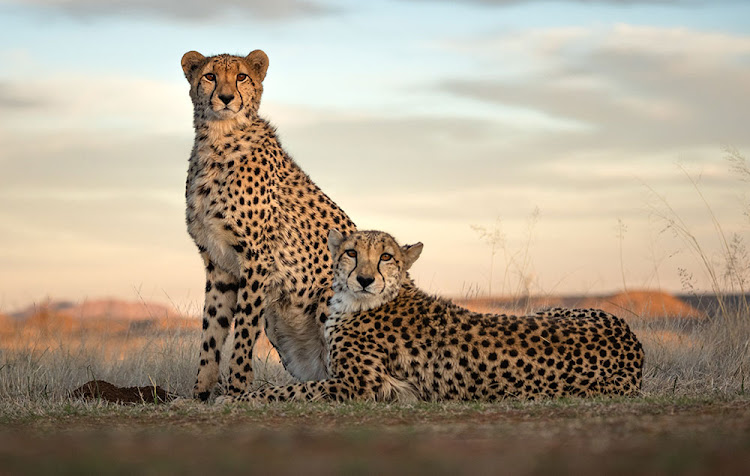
(218, 94), (234, 105)
(356, 276), (375, 289)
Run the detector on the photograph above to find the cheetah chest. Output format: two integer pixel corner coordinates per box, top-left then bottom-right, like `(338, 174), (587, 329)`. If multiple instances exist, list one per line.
(186, 165), (247, 275)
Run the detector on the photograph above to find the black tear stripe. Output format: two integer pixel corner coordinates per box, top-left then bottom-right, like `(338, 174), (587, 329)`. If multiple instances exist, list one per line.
(376, 263), (387, 287)
(208, 82), (217, 106)
(377, 258), (398, 284)
(237, 88), (245, 112)
(347, 258), (357, 283)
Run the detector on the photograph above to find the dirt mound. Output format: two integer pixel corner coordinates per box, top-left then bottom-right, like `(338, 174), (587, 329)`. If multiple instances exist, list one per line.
(71, 380), (177, 404)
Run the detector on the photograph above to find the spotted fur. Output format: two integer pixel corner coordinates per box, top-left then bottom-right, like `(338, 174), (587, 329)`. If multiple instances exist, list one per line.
(223, 230), (644, 404)
(182, 50), (355, 400)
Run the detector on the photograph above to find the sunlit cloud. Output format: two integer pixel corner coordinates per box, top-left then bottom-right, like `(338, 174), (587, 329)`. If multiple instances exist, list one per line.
(0, 74), (191, 134)
(439, 25), (750, 153)
(0, 82), (44, 109)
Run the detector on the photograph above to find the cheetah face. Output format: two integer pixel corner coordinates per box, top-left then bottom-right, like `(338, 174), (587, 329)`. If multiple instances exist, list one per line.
(181, 50), (269, 123)
(327, 230), (423, 314)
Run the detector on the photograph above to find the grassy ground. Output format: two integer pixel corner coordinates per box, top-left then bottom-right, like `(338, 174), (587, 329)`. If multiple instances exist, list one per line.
(1, 297), (749, 475)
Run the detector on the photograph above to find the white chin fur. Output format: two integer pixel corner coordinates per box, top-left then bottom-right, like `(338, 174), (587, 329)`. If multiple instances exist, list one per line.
(328, 290), (394, 317)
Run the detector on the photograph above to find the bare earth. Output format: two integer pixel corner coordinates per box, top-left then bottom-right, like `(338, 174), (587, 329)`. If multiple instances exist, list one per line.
(2, 398), (749, 475)
(71, 380), (177, 404)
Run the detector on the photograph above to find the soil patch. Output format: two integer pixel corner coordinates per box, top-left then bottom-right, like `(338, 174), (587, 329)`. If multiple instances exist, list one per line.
(71, 380), (177, 404)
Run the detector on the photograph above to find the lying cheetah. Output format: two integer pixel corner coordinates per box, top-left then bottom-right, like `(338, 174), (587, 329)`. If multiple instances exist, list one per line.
(181, 50), (355, 399)
(222, 230), (644, 403)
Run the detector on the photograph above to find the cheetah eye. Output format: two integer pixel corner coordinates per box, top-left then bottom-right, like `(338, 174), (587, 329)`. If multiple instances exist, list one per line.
(203, 73), (216, 81)
(237, 73), (248, 82)
(380, 253), (393, 262)
(345, 250), (357, 258)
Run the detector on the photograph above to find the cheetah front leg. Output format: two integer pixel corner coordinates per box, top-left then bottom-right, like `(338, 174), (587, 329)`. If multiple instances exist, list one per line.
(223, 261), (269, 396)
(218, 352), (418, 404)
(193, 254), (238, 401)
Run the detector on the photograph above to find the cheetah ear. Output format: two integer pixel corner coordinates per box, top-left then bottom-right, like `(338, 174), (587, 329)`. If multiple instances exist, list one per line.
(328, 229), (345, 256)
(401, 242), (423, 270)
(247, 50), (269, 82)
(181, 51), (206, 82)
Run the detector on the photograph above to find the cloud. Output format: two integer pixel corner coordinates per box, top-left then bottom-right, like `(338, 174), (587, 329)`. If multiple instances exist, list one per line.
(439, 25), (750, 154)
(0, 74), (192, 135)
(6, 0), (334, 22)
(0, 81), (46, 110)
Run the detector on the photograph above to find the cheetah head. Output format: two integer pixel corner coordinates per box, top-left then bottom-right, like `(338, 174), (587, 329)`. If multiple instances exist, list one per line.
(327, 229), (423, 315)
(181, 50), (269, 125)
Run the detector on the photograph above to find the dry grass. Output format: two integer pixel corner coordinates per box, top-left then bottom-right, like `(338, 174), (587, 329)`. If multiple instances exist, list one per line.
(0, 310), (292, 405)
(1, 289), (747, 406)
(0, 318), (199, 402)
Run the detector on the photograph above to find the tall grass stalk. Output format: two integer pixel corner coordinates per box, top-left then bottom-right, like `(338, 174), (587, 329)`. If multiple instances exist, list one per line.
(645, 151), (749, 325)
(471, 207), (540, 300)
(638, 149), (750, 396)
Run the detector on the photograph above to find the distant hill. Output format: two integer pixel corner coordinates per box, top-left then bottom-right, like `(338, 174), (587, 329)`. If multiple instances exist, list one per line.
(455, 290), (706, 321)
(677, 293), (750, 318)
(7, 291), (744, 334)
(1, 298), (198, 344)
(11, 298), (187, 321)
(1, 297), (278, 361)
(579, 290), (705, 320)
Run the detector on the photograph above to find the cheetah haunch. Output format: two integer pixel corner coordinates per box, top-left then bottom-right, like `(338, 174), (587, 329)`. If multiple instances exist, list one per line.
(181, 50), (355, 399)
(222, 230), (644, 404)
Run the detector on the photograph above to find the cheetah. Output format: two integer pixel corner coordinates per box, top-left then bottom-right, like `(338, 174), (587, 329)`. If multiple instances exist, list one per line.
(221, 230), (644, 404)
(181, 50), (356, 399)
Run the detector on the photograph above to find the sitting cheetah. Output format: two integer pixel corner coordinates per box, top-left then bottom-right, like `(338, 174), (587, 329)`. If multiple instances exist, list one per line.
(181, 50), (356, 399)
(221, 230), (644, 404)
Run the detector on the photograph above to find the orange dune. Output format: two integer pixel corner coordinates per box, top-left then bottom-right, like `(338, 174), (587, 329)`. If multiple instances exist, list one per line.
(0, 299), (198, 352)
(453, 296), (566, 315)
(23, 308), (77, 333)
(0, 299), (283, 362)
(57, 298), (184, 320)
(580, 290), (705, 320)
(455, 290), (704, 321)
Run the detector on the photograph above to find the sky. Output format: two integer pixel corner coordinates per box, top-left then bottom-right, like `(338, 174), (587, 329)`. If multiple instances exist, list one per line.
(1, 0), (749, 314)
